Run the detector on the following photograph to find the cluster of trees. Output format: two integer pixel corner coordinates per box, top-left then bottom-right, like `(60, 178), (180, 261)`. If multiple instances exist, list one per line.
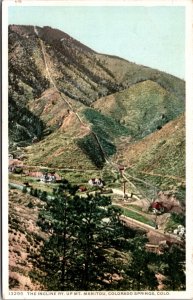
(30, 182), (185, 291)
(9, 97), (45, 147)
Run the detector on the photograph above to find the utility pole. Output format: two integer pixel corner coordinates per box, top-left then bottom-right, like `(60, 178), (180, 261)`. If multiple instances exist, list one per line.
(118, 165), (125, 178)
(118, 165), (127, 199)
(123, 180), (126, 195)
(154, 214), (158, 229)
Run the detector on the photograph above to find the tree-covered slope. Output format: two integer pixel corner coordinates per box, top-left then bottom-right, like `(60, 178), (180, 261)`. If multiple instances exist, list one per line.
(93, 80), (184, 139)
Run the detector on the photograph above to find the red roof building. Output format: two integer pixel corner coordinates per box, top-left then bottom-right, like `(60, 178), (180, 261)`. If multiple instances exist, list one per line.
(151, 201), (163, 210)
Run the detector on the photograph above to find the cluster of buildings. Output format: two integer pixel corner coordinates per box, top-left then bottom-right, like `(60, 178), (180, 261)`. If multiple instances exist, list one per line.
(8, 152), (62, 184)
(40, 173), (57, 183)
(27, 171), (61, 183)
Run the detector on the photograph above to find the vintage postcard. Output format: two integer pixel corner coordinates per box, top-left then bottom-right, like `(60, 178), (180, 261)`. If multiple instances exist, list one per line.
(2, 0), (193, 299)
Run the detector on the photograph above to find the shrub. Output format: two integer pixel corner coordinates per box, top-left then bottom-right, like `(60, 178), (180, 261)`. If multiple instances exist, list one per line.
(27, 201), (34, 209)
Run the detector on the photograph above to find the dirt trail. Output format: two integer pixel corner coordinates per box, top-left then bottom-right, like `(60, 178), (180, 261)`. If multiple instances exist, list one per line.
(124, 166), (185, 182)
(33, 26), (110, 165)
(34, 26), (88, 128)
(112, 188), (140, 200)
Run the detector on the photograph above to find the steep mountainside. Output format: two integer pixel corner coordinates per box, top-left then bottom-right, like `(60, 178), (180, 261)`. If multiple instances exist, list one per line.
(117, 113), (185, 175)
(93, 80), (184, 139)
(8, 25), (186, 292)
(115, 113), (185, 201)
(9, 25), (185, 171)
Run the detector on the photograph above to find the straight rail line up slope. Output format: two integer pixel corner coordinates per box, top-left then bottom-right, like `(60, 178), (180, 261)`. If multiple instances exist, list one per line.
(33, 26), (165, 201)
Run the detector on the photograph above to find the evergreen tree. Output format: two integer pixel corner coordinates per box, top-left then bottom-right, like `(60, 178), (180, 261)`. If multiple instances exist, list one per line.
(40, 191), (48, 201)
(33, 185), (123, 290)
(30, 182), (185, 292)
(122, 236), (158, 290)
(160, 244), (185, 290)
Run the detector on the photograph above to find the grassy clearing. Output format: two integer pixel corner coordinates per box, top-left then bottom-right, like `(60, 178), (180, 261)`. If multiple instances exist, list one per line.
(59, 170), (101, 185)
(9, 173), (58, 195)
(9, 169), (104, 194)
(114, 205), (155, 226)
(127, 204), (143, 212)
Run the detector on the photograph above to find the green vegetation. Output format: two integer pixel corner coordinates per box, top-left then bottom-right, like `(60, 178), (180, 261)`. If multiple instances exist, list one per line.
(127, 204), (142, 212)
(27, 181), (185, 291)
(94, 80), (184, 140)
(77, 108), (130, 167)
(165, 213), (185, 231)
(115, 206), (155, 227)
(27, 201), (34, 209)
(9, 98), (46, 150)
(77, 133), (106, 168)
(30, 182), (158, 291)
(84, 108), (129, 138)
(9, 181), (185, 291)
(124, 168), (185, 203)
(160, 244), (185, 290)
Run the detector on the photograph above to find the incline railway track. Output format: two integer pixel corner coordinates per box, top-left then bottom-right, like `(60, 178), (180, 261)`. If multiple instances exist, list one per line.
(32, 26), (181, 203)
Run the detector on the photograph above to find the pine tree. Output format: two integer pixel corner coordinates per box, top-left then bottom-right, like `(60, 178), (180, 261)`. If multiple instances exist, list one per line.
(31, 182), (185, 292)
(33, 185), (124, 291)
(160, 244), (185, 290)
(122, 236), (158, 290)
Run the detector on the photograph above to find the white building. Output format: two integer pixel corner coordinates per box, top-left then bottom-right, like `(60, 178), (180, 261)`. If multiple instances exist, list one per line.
(88, 178), (104, 188)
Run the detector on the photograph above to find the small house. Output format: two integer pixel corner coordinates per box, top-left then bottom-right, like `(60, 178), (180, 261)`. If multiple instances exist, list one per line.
(151, 201), (165, 214)
(28, 171), (61, 183)
(40, 173), (56, 183)
(88, 178), (104, 188)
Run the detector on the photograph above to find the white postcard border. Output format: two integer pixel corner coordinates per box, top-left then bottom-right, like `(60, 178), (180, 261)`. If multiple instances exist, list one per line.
(2, 0), (193, 299)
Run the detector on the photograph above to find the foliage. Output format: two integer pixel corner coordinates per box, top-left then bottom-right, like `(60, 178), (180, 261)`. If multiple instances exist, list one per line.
(170, 213), (185, 227)
(121, 237), (158, 290)
(27, 201), (34, 209)
(84, 108), (129, 139)
(77, 134), (106, 168)
(30, 182), (162, 291)
(33, 185), (125, 290)
(77, 108), (130, 168)
(39, 191), (48, 201)
(9, 98), (45, 149)
(117, 207), (155, 227)
(22, 186), (27, 193)
(165, 212), (185, 231)
(159, 244), (185, 290)
(14, 167), (23, 174)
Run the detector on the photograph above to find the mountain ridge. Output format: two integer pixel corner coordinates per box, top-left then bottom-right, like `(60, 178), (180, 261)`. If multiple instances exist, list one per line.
(8, 24), (185, 179)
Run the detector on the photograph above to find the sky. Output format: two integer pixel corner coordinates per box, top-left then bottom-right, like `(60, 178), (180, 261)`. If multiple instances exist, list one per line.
(8, 6), (185, 79)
